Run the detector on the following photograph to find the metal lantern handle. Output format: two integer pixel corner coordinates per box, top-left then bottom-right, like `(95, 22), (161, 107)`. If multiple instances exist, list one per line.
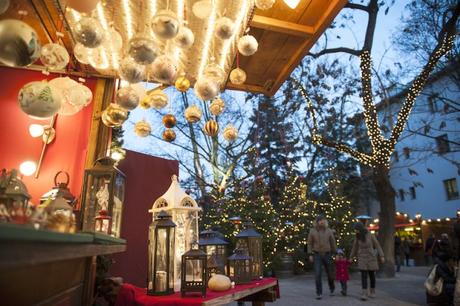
(54, 171), (70, 187)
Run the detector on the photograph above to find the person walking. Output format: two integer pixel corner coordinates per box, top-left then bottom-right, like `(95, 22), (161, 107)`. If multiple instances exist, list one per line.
(402, 238), (411, 266)
(394, 234), (402, 272)
(334, 249), (351, 296)
(307, 215), (337, 300)
(424, 233), (435, 266)
(350, 222), (384, 301)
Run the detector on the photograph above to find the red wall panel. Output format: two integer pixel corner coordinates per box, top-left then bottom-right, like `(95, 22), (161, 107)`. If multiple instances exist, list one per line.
(0, 67), (97, 204)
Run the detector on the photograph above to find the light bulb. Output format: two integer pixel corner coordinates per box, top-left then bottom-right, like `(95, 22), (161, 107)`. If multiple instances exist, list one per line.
(19, 161), (37, 176)
(284, 0), (300, 9)
(29, 124), (44, 138)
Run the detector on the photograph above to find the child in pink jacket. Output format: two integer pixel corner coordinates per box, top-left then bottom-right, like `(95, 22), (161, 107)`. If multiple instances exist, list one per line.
(335, 249), (351, 296)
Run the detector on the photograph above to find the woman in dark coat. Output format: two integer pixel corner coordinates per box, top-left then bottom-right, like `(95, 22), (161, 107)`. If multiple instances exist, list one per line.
(350, 222), (384, 301)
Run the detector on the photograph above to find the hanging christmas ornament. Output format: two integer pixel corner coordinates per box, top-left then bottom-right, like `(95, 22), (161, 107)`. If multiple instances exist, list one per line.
(162, 129), (176, 142)
(238, 34), (258, 56)
(229, 67), (247, 85)
(203, 120), (219, 137)
(67, 0), (100, 13)
(184, 105), (202, 123)
(87, 45), (110, 70)
(73, 43), (90, 65)
(71, 83), (93, 107)
(129, 83), (146, 101)
(223, 124), (238, 142)
(119, 57), (145, 83)
(174, 26), (194, 48)
(203, 59), (226, 85)
(150, 55), (177, 84)
(18, 81), (62, 119)
(115, 86), (139, 110)
(192, 0), (212, 19)
(209, 96), (225, 116)
(194, 78), (219, 101)
(162, 114), (177, 128)
(101, 103), (128, 128)
(107, 27), (123, 51)
(215, 17), (234, 40)
(0, 19), (41, 67)
(0, 0), (10, 15)
(128, 35), (159, 65)
(175, 73), (190, 92)
(49, 77), (91, 115)
(255, 0), (275, 10)
(40, 43), (70, 70)
(134, 120), (151, 137)
(143, 88), (168, 110)
(151, 10), (179, 39)
(73, 17), (105, 48)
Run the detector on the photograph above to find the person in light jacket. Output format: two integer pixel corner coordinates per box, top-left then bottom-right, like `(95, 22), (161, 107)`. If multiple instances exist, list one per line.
(350, 222), (384, 301)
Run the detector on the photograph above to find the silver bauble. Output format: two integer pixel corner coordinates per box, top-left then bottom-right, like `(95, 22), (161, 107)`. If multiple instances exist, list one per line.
(150, 55), (177, 84)
(40, 43), (70, 70)
(73, 17), (105, 48)
(73, 43), (90, 64)
(151, 10), (179, 39)
(215, 17), (234, 40)
(128, 35), (158, 65)
(119, 57), (146, 83)
(203, 61), (225, 86)
(238, 35), (258, 56)
(174, 26), (194, 48)
(115, 86), (140, 110)
(194, 78), (219, 101)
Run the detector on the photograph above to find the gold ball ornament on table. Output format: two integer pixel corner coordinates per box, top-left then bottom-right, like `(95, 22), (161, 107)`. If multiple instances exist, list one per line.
(162, 114), (177, 128)
(128, 35), (158, 65)
(150, 55), (177, 84)
(237, 35), (258, 56)
(203, 120), (219, 137)
(174, 26), (194, 49)
(184, 105), (202, 123)
(143, 88), (168, 110)
(215, 17), (234, 40)
(194, 78), (219, 101)
(134, 120), (151, 137)
(151, 10), (179, 39)
(40, 43), (70, 70)
(209, 97), (225, 116)
(0, 19), (41, 67)
(208, 274), (231, 291)
(119, 57), (146, 84)
(255, 0), (275, 10)
(18, 80), (62, 119)
(73, 17), (105, 48)
(101, 103), (128, 128)
(223, 125), (238, 142)
(175, 74), (190, 92)
(115, 86), (139, 111)
(229, 68), (247, 85)
(162, 129), (176, 142)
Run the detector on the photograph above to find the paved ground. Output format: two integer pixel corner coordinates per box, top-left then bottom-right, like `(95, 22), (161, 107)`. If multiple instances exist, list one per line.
(234, 266), (429, 306)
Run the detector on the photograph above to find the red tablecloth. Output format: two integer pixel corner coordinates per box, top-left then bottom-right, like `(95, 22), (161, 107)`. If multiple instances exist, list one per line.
(115, 278), (279, 306)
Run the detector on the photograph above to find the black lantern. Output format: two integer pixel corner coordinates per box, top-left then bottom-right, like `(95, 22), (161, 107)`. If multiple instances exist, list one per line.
(148, 211), (176, 296)
(81, 157), (126, 237)
(0, 169), (31, 224)
(227, 248), (252, 285)
(198, 229), (228, 275)
(181, 242), (207, 297)
(40, 171), (77, 207)
(235, 221), (263, 279)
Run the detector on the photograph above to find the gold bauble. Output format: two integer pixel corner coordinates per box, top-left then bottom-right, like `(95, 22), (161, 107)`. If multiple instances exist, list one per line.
(162, 114), (177, 128)
(209, 97), (225, 116)
(163, 129), (176, 142)
(175, 75), (190, 92)
(229, 68), (247, 85)
(184, 105), (202, 123)
(134, 120), (151, 137)
(139, 97), (151, 109)
(223, 124), (238, 142)
(143, 89), (168, 110)
(101, 103), (128, 127)
(204, 120), (219, 137)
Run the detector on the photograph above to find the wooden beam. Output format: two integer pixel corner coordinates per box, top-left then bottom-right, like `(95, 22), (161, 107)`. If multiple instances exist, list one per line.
(225, 82), (270, 96)
(250, 15), (314, 38)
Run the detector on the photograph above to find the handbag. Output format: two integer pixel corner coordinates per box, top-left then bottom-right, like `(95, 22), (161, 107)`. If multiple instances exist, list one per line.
(424, 264), (443, 296)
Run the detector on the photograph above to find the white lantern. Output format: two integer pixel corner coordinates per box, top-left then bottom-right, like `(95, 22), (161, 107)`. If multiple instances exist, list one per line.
(238, 35), (258, 56)
(73, 17), (105, 48)
(150, 55), (177, 84)
(151, 10), (179, 39)
(18, 81), (62, 119)
(149, 175), (201, 292)
(40, 43), (70, 70)
(128, 35), (158, 65)
(215, 17), (234, 40)
(194, 78), (219, 101)
(115, 86), (139, 110)
(174, 26), (194, 49)
(119, 57), (146, 83)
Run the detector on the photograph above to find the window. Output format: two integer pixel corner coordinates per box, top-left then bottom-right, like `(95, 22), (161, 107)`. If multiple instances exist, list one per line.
(444, 178), (459, 200)
(428, 96), (439, 113)
(409, 187), (416, 200)
(436, 134), (450, 154)
(399, 189), (405, 201)
(403, 147), (410, 159)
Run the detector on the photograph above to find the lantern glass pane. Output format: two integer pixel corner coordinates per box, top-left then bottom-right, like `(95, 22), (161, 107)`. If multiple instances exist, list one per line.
(82, 173), (112, 232)
(185, 259), (203, 282)
(168, 227), (175, 289)
(111, 174), (125, 237)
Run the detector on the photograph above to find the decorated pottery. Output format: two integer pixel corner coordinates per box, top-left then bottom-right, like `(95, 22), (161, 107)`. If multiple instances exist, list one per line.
(66, 0), (100, 13)
(215, 17), (234, 40)
(208, 274), (231, 291)
(128, 35), (158, 65)
(238, 35), (258, 56)
(184, 105), (202, 123)
(119, 57), (146, 83)
(174, 26), (194, 48)
(175, 74), (190, 92)
(18, 81), (62, 119)
(143, 88), (168, 109)
(203, 120), (219, 137)
(209, 97), (225, 116)
(162, 114), (177, 128)
(115, 86), (139, 110)
(194, 78), (219, 101)
(229, 68), (247, 85)
(163, 129), (176, 142)
(134, 120), (151, 137)
(150, 55), (177, 84)
(223, 124), (238, 142)
(151, 10), (179, 39)
(0, 19), (41, 67)
(101, 103), (128, 127)
(40, 43), (70, 70)
(73, 17), (105, 48)
(255, 0), (275, 10)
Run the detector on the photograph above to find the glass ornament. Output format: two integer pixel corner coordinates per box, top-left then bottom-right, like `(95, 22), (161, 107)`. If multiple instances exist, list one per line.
(150, 55), (177, 84)
(129, 83), (146, 101)
(151, 10), (179, 40)
(101, 103), (128, 128)
(192, 0), (212, 19)
(203, 120), (219, 137)
(115, 86), (139, 111)
(209, 97), (225, 116)
(143, 88), (168, 110)
(255, 0), (275, 10)
(71, 83), (93, 107)
(73, 17), (105, 48)
(203, 60), (225, 86)
(162, 129), (176, 142)
(18, 81), (62, 119)
(128, 35), (159, 65)
(134, 120), (151, 137)
(119, 57), (146, 83)
(162, 114), (177, 128)
(106, 27), (123, 51)
(175, 74), (190, 92)
(215, 17), (234, 40)
(0, 0), (10, 15)
(184, 105), (202, 123)
(229, 68), (247, 85)
(0, 19), (41, 67)
(87, 45), (111, 70)
(238, 35), (258, 56)
(223, 125), (238, 142)
(73, 43), (90, 64)
(49, 77), (85, 116)
(67, 0), (100, 13)
(194, 78), (219, 101)
(174, 26), (194, 48)
(40, 43), (70, 70)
